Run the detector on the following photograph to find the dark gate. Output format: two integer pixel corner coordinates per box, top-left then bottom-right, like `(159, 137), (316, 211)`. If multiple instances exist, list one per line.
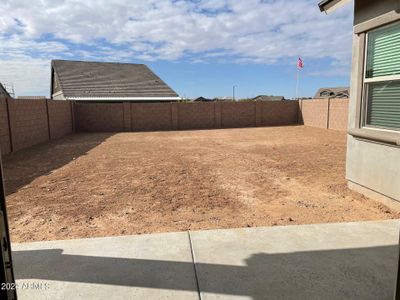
(0, 153), (17, 299)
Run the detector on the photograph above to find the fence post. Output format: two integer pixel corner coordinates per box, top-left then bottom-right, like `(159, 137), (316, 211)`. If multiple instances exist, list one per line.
(44, 99), (51, 140)
(327, 98), (331, 129)
(4, 97), (13, 153)
(171, 102), (179, 130)
(298, 100), (303, 125)
(70, 101), (76, 133)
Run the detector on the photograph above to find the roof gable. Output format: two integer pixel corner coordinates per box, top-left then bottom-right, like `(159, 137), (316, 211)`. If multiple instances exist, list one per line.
(0, 83), (11, 98)
(52, 60), (179, 99)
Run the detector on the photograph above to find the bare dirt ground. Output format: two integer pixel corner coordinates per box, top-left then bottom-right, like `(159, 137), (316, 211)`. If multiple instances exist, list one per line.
(3, 126), (399, 242)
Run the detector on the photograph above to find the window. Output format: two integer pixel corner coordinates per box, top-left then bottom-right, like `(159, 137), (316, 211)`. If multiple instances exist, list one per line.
(363, 22), (400, 130)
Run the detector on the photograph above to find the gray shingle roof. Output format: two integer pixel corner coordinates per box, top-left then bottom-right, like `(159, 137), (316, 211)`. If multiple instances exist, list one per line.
(52, 60), (178, 99)
(193, 97), (214, 102)
(314, 87), (349, 99)
(253, 95), (284, 101)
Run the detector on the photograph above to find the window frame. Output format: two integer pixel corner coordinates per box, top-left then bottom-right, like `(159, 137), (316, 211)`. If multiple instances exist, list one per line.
(348, 12), (400, 146)
(361, 21), (400, 132)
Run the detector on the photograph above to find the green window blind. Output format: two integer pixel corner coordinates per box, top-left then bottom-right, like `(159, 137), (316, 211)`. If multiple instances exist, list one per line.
(367, 81), (400, 129)
(366, 23), (400, 78)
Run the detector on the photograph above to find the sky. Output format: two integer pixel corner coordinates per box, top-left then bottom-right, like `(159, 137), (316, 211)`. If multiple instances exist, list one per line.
(0, 0), (354, 99)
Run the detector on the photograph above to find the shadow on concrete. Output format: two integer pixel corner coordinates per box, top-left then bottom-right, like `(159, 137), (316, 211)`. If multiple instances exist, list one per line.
(2, 133), (114, 195)
(13, 245), (398, 300)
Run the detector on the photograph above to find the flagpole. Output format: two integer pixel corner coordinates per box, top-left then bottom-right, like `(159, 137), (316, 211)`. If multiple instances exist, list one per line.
(295, 68), (300, 99)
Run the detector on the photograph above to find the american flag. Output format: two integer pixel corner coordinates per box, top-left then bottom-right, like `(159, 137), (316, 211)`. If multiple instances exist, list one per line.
(297, 57), (304, 69)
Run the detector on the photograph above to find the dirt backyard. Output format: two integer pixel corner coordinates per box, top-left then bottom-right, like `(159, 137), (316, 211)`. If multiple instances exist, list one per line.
(3, 126), (399, 242)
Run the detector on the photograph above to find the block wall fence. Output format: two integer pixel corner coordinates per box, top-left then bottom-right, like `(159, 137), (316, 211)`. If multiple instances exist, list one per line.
(0, 97), (73, 155)
(299, 99), (349, 131)
(73, 101), (299, 132)
(0, 97), (348, 155)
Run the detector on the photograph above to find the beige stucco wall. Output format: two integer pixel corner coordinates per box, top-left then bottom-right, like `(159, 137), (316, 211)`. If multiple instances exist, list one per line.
(346, 0), (400, 202)
(347, 138), (400, 201)
(354, 0), (398, 25)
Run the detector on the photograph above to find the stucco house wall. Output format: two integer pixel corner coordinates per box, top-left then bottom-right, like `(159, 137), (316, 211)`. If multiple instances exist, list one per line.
(346, 0), (400, 204)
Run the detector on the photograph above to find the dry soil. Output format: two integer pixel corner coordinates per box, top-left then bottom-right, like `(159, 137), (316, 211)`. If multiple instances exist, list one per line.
(3, 126), (399, 242)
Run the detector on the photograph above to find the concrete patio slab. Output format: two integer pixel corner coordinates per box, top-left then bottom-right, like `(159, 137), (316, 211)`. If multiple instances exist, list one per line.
(10, 220), (400, 300)
(12, 231), (199, 300)
(190, 219), (400, 300)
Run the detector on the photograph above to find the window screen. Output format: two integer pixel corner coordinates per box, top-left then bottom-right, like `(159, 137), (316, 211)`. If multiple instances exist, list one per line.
(364, 22), (400, 130)
(367, 81), (400, 128)
(366, 22), (400, 78)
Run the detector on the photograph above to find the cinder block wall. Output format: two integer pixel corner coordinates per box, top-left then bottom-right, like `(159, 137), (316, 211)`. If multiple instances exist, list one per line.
(178, 102), (216, 130)
(75, 101), (300, 133)
(299, 99), (349, 131)
(221, 102), (256, 128)
(73, 100), (344, 133)
(0, 98), (73, 155)
(261, 101), (299, 126)
(48, 101), (73, 139)
(0, 98), (11, 154)
(131, 103), (173, 131)
(74, 102), (124, 132)
(7, 99), (50, 152)
(1, 98), (348, 155)
(328, 99), (349, 131)
(299, 99), (329, 129)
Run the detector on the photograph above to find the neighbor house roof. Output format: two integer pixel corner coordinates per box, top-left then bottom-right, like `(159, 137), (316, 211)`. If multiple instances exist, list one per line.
(314, 87), (350, 99)
(193, 97), (214, 102)
(318, 0), (351, 13)
(51, 60), (179, 100)
(252, 95), (284, 101)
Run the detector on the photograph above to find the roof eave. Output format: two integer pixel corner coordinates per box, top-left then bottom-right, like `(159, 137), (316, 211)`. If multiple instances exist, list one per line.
(318, 0), (351, 14)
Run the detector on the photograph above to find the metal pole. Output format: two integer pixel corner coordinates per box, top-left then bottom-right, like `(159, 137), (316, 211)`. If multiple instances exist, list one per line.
(295, 69), (300, 100)
(233, 85), (236, 101)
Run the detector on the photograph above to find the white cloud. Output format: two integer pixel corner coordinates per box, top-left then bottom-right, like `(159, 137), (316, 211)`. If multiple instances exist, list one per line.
(0, 59), (50, 96)
(0, 0), (354, 96)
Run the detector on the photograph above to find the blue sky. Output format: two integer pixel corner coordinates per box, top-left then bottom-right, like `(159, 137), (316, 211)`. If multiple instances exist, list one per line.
(0, 0), (354, 99)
